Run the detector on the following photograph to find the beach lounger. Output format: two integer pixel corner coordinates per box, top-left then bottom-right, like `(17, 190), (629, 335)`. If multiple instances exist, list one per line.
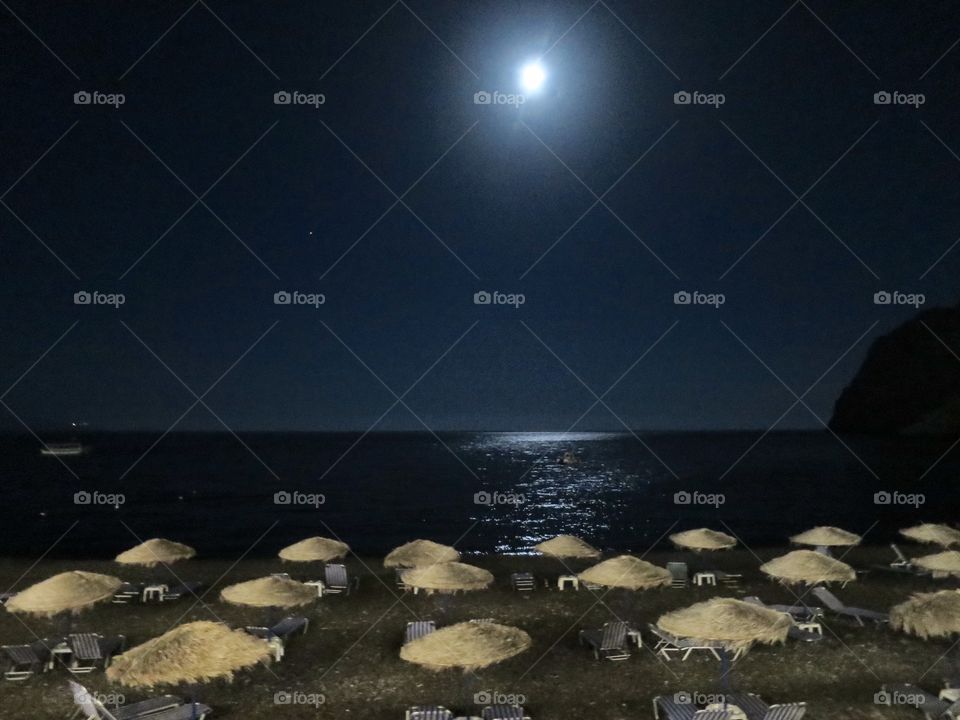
(160, 581), (203, 602)
(510, 572), (535, 592)
(579, 620), (632, 661)
(481, 705), (530, 720)
(726, 693), (806, 720)
(322, 564), (357, 595)
(649, 625), (727, 662)
(112, 583), (143, 604)
(743, 597), (823, 622)
(0, 591), (16, 605)
(404, 620), (436, 645)
(67, 633), (125, 673)
(244, 616), (308, 661)
(396, 568), (411, 591)
(811, 587), (888, 626)
(715, 572), (742, 590)
(667, 562), (689, 588)
(406, 706), (454, 720)
(652, 695), (731, 720)
(2, 640), (56, 680)
(70, 680), (210, 720)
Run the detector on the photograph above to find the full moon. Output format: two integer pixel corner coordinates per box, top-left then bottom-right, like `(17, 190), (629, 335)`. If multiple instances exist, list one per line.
(520, 62), (546, 92)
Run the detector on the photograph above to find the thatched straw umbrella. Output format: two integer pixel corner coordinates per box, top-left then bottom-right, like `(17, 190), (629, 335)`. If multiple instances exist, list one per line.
(914, 551), (960, 578)
(891, 590), (960, 640)
(534, 535), (600, 559)
(107, 621), (271, 687)
(657, 598), (792, 690)
(115, 538), (196, 568)
(901, 524), (960, 548)
(789, 526), (861, 548)
(278, 536), (349, 563)
(578, 555), (672, 590)
(220, 576), (315, 609)
(400, 621), (531, 671)
(6, 571), (122, 619)
(759, 550), (855, 585)
(384, 539), (459, 568)
(401, 562), (493, 595)
(669, 528), (737, 552)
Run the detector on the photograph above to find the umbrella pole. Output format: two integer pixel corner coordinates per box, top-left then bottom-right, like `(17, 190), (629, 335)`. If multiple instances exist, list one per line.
(719, 648), (732, 693)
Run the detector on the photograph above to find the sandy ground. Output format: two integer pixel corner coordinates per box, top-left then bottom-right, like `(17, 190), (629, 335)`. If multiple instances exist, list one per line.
(0, 546), (956, 719)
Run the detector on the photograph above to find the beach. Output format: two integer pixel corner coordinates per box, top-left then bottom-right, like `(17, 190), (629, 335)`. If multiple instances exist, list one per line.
(0, 546), (951, 719)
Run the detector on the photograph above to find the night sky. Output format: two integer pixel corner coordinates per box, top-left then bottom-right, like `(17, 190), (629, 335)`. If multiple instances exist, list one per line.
(2, 1), (960, 432)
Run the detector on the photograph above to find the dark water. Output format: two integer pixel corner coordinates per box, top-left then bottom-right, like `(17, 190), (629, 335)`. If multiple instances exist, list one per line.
(0, 431), (955, 559)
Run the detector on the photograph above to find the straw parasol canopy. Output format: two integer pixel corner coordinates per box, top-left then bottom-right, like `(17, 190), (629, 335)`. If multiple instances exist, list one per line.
(534, 534), (601, 559)
(891, 590), (960, 640)
(578, 555), (672, 590)
(669, 528), (737, 552)
(657, 598), (792, 653)
(759, 550), (856, 585)
(914, 551), (960, 577)
(6, 571), (123, 618)
(901, 524), (960, 548)
(790, 526), (861, 547)
(400, 621), (531, 671)
(401, 562), (494, 594)
(219, 576), (316, 609)
(278, 536), (349, 563)
(107, 621), (271, 688)
(115, 538), (196, 567)
(384, 539), (459, 568)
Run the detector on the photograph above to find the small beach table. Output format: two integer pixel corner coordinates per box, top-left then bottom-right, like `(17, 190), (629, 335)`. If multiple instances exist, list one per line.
(304, 580), (324, 597)
(557, 575), (579, 591)
(142, 584), (168, 602)
(706, 703), (746, 720)
(693, 571), (717, 587)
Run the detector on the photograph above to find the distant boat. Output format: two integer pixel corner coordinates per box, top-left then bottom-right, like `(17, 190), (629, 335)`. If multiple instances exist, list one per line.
(40, 442), (84, 456)
(560, 451), (580, 465)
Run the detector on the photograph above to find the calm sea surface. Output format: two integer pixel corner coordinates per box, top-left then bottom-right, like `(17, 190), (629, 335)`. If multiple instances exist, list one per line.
(0, 431), (954, 558)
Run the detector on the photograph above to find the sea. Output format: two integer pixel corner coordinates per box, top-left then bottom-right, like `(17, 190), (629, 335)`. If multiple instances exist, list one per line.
(0, 431), (954, 559)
